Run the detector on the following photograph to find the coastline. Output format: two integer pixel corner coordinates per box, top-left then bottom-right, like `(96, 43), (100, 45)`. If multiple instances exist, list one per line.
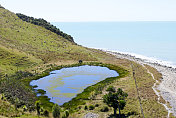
(102, 49), (176, 117)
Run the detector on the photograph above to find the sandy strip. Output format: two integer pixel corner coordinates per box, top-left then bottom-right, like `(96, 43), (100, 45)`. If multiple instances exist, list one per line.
(103, 50), (176, 117)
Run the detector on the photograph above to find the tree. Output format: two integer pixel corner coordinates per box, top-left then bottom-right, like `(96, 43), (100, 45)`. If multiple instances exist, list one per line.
(35, 101), (41, 116)
(103, 87), (128, 118)
(52, 104), (61, 118)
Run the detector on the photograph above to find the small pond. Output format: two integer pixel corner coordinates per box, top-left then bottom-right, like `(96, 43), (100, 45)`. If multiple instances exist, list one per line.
(30, 65), (119, 105)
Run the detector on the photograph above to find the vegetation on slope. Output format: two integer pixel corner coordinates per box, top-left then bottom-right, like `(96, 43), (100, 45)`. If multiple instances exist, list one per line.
(0, 7), (103, 74)
(16, 13), (74, 42)
(0, 6), (173, 118)
(0, 46), (40, 74)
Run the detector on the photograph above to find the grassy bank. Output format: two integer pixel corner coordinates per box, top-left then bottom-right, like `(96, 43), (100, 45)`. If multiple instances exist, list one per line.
(27, 62), (128, 113)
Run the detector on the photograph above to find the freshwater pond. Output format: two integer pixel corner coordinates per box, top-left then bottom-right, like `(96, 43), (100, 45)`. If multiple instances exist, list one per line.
(30, 65), (119, 105)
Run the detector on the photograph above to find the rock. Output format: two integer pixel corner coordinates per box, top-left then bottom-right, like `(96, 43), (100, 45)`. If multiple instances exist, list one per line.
(84, 112), (99, 118)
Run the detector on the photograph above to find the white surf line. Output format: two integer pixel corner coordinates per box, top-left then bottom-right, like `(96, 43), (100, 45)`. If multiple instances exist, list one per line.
(143, 65), (172, 118)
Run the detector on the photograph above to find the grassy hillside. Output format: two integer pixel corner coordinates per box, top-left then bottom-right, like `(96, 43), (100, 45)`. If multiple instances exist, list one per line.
(0, 6), (173, 118)
(0, 7), (106, 75)
(16, 13), (74, 42)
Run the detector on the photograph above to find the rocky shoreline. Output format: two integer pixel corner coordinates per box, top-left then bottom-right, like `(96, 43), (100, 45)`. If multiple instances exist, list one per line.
(104, 50), (176, 117)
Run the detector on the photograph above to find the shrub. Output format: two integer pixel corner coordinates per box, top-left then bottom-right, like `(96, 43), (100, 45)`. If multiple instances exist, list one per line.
(89, 105), (95, 110)
(62, 110), (69, 118)
(106, 86), (116, 93)
(43, 110), (49, 117)
(52, 104), (60, 118)
(78, 106), (82, 109)
(100, 106), (109, 112)
(95, 104), (99, 107)
(23, 105), (27, 112)
(84, 105), (88, 110)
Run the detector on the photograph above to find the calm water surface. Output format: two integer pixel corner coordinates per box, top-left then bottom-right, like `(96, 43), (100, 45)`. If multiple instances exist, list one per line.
(52, 22), (176, 67)
(30, 65), (119, 105)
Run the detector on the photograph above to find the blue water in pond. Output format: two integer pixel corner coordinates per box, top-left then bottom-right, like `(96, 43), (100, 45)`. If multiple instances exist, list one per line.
(52, 22), (176, 68)
(30, 65), (119, 105)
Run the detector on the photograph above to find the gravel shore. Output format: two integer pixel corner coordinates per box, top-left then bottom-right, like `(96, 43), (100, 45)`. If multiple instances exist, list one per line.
(104, 50), (176, 117)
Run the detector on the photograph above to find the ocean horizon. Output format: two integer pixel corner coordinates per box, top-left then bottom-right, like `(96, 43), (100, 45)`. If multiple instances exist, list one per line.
(52, 21), (176, 68)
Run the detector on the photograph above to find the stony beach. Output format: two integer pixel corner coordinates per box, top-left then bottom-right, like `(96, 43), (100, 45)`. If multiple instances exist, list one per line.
(104, 50), (176, 117)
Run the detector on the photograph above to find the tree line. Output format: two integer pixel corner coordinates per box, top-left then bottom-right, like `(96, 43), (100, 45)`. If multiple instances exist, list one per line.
(0, 4), (5, 9)
(16, 13), (74, 42)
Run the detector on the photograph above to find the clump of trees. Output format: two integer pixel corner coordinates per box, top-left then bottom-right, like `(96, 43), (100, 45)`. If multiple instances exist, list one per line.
(16, 13), (74, 42)
(103, 86), (128, 117)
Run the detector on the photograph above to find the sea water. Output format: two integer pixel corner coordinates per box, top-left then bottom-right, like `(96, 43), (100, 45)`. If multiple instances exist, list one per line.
(52, 22), (176, 68)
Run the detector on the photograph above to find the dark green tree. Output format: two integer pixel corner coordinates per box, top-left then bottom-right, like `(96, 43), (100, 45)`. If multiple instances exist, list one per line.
(103, 87), (128, 118)
(35, 101), (40, 116)
(52, 104), (60, 118)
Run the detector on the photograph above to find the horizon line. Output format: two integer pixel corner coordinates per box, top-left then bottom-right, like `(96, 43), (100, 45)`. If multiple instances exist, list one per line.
(51, 21), (176, 23)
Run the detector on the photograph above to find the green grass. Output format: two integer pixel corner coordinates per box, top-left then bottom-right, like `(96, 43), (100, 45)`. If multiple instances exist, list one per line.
(0, 45), (41, 74)
(0, 8), (104, 75)
(0, 7), (172, 118)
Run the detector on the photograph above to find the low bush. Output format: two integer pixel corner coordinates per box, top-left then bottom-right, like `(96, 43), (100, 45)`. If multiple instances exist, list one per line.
(95, 104), (99, 107)
(100, 106), (109, 112)
(89, 105), (95, 110)
(84, 105), (88, 110)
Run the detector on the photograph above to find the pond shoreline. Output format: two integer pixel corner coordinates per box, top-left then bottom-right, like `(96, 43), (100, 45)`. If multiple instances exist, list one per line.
(29, 62), (129, 112)
(30, 65), (119, 105)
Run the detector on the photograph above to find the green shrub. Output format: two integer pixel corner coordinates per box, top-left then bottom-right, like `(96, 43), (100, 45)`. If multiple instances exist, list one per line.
(35, 101), (41, 115)
(78, 106), (82, 109)
(62, 110), (69, 118)
(52, 104), (60, 118)
(23, 105), (27, 112)
(100, 106), (109, 112)
(43, 110), (49, 117)
(95, 104), (99, 107)
(84, 105), (88, 110)
(89, 105), (95, 110)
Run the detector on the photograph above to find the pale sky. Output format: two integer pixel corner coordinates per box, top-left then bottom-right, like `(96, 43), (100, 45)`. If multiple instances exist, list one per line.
(1, 0), (176, 22)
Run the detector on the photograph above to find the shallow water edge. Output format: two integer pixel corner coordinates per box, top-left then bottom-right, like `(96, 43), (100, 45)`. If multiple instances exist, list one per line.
(29, 62), (129, 112)
(30, 65), (119, 105)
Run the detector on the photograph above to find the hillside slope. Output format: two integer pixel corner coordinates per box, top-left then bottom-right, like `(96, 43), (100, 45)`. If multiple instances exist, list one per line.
(0, 7), (106, 74)
(0, 6), (172, 118)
